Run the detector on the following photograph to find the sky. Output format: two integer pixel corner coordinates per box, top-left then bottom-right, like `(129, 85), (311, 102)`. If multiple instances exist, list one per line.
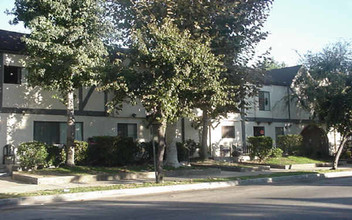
(0, 0), (351, 66)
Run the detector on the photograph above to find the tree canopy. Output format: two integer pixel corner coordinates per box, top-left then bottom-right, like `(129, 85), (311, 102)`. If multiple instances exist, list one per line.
(11, 0), (109, 166)
(293, 41), (352, 169)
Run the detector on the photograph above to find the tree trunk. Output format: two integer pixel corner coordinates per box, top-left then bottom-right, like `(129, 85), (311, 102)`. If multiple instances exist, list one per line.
(156, 121), (167, 183)
(66, 90), (76, 167)
(333, 134), (349, 169)
(200, 109), (208, 160)
(164, 122), (180, 167)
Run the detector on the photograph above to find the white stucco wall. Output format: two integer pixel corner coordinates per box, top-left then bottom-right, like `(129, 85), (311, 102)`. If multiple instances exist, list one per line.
(0, 112), (151, 160)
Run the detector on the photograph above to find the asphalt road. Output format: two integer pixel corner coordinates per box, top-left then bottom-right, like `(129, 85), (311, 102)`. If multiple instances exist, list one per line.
(2, 177), (352, 220)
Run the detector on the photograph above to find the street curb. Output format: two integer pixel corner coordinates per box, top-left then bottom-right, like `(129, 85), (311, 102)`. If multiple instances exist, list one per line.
(1, 171), (352, 208)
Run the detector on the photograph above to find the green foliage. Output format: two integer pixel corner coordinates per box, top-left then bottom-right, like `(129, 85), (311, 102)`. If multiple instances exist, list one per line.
(17, 142), (48, 170)
(87, 136), (140, 166)
(11, 0), (109, 92)
(248, 136), (273, 161)
(45, 145), (66, 167)
(137, 141), (160, 162)
(276, 135), (303, 156)
(176, 140), (200, 162)
(74, 140), (89, 165)
(270, 148), (283, 158)
(293, 42), (352, 136)
(263, 57), (287, 70)
(11, 0), (114, 166)
(184, 139), (200, 158)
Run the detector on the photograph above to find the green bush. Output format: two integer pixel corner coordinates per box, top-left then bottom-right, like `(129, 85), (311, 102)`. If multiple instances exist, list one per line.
(114, 136), (140, 165)
(276, 134), (303, 155)
(87, 136), (140, 166)
(17, 142), (48, 170)
(74, 140), (88, 165)
(271, 147), (283, 158)
(137, 141), (158, 162)
(248, 136), (273, 161)
(46, 144), (66, 167)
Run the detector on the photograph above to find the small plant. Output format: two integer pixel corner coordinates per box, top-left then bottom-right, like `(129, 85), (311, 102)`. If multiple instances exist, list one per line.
(271, 147), (283, 158)
(17, 142), (48, 170)
(276, 134), (303, 156)
(46, 144), (66, 167)
(74, 140), (88, 165)
(248, 136), (273, 161)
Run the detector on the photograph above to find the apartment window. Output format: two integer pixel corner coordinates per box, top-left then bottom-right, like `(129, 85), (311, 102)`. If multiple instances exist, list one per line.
(118, 123), (137, 139)
(4, 66), (22, 84)
(254, 126), (265, 136)
(34, 122), (83, 145)
(259, 91), (270, 111)
(222, 126), (235, 138)
(275, 127), (284, 142)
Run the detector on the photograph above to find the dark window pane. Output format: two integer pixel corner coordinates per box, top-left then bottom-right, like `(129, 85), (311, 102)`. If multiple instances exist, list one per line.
(259, 91), (270, 111)
(254, 126), (265, 136)
(34, 122), (60, 145)
(275, 127), (284, 142)
(118, 123), (137, 139)
(222, 126), (235, 138)
(34, 122), (83, 145)
(4, 66), (21, 84)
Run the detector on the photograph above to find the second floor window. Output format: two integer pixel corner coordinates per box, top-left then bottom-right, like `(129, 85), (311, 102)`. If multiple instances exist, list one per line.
(259, 91), (270, 111)
(4, 66), (22, 84)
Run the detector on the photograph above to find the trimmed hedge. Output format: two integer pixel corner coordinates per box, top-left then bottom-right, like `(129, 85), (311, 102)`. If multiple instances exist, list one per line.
(276, 134), (303, 156)
(248, 136), (273, 161)
(46, 144), (66, 167)
(17, 141), (48, 170)
(87, 136), (140, 166)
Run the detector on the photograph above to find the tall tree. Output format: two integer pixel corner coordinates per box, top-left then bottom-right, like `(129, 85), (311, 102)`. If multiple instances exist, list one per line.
(106, 14), (226, 181)
(108, 0), (273, 160)
(293, 42), (352, 169)
(11, 0), (108, 166)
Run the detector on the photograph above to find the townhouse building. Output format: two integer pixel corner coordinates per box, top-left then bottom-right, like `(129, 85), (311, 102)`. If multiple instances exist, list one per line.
(0, 29), (334, 164)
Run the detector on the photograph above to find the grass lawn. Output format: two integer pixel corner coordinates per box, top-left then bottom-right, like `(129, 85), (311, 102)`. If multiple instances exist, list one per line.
(191, 160), (255, 168)
(22, 165), (154, 176)
(264, 156), (331, 165)
(0, 171), (317, 199)
(21, 164), (196, 176)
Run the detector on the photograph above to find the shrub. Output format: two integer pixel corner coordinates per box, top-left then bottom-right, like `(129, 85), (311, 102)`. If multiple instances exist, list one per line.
(114, 136), (140, 165)
(271, 147), (283, 158)
(46, 144), (66, 167)
(87, 136), (116, 166)
(74, 140), (88, 165)
(17, 142), (48, 170)
(276, 134), (303, 155)
(185, 139), (200, 158)
(87, 136), (140, 166)
(137, 141), (160, 162)
(176, 139), (200, 162)
(248, 136), (273, 161)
